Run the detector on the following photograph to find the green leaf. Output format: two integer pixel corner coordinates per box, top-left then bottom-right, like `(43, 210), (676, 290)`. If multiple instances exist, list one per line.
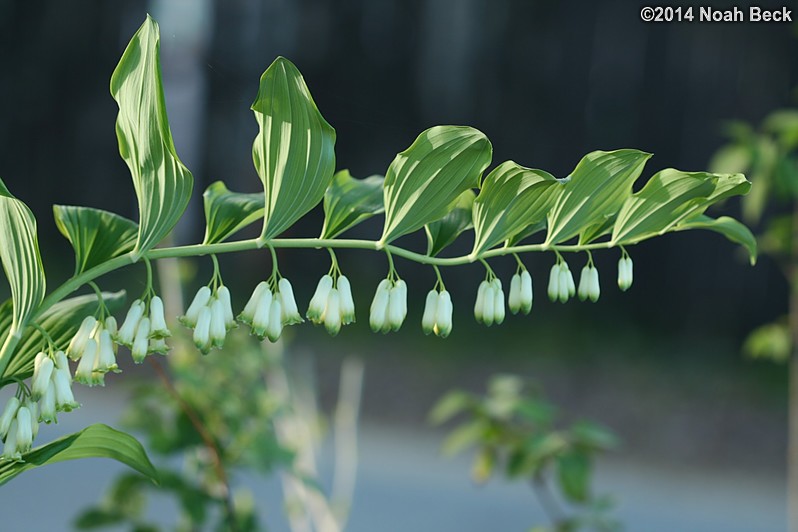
(545, 150), (651, 245)
(610, 170), (717, 246)
(743, 320), (790, 362)
(570, 421), (619, 451)
(0, 178), (46, 338)
(428, 391), (472, 425)
(53, 206), (138, 275)
(111, 16), (193, 258)
(252, 57), (336, 240)
(425, 190), (475, 256)
(557, 451), (591, 503)
(674, 215), (757, 265)
(471, 161), (560, 257)
(321, 170), (384, 239)
(202, 181), (264, 244)
(0, 424), (158, 486)
(442, 420), (486, 456)
(380, 126), (492, 244)
(471, 447), (496, 484)
(1, 291), (126, 378)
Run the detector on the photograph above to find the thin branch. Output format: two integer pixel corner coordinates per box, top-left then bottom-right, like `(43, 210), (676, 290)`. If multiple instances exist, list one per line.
(530, 473), (566, 528)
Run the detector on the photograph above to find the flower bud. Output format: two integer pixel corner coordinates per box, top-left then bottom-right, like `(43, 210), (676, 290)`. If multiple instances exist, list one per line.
(266, 299), (284, 342)
(0, 397), (20, 439)
(216, 286), (237, 329)
(240, 282), (269, 325)
(492, 279), (505, 325)
(434, 290), (453, 338)
(578, 265), (591, 302)
(588, 266), (601, 302)
(369, 280), (390, 333)
(519, 270), (533, 314)
(75, 338), (98, 385)
(193, 307), (212, 354)
(308, 275), (333, 323)
(324, 289), (342, 336)
(251, 288), (273, 339)
(95, 330), (119, 373)
(149, 296), (171, 339)
(481, 284), (496, 326)
(32, 354), (54, 400)
(474, 281), (489, 323)
(278, 278), (303, 325)
(15, 407), (32, 453)
(421, 290), (439, 335)
(210, 299), (227, 349)
(40, 381), (57, 423)
(132, 317), (151, 363)
(547, 264), (561, 302)
(67, 316), (98, 359)
(183, 286), (212, 327)
(508, 274), (521, 314)
(117, 301), (145, 347)
(53, 371), (79, 412)
(337, 276), (356, 325)
(2, 420), (20, 462)
(387, 283), (405, 332)
(618, 257), (633, 291)
(558, 265), (571, 303)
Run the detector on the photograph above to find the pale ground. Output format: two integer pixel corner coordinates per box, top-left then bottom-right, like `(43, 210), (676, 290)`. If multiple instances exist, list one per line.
(0, 386), (785, 532)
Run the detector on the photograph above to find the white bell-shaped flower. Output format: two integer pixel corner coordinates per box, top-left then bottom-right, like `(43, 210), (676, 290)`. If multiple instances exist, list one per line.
(481, 282), (496, 326)
(578, 265), (591, 302)
(216, 286), (237, 329)
(0, 396), (20, 439)
(240, 281), (269, 325)
(210, 299), (228, 349)
(547, 264), (561, 302)
(104, 316), (118, 339)
(369, 280), (390, 333)
(337, 276), (356, 325)
(618, 256), (633, 291)
(519, 270), (533, 314)
(67, 316), (97, 360)
(434, 290), (453, 338)
(117, 300), (145, 347)
(94, 329), (118, 374)
(492, 279), (505, 325)
(130, 317), (151, 363)
(54, 350), (71, 383)
(387, 281), (406, 332)
(149, 296), (171, 339)
(2, 420), (20, 462)
(31, 353), (54, 400)
(324, 288), (342, 336)
(25, 400), (38, 440)
(15, 406), (33, 453)
(266, 298), (284, 342)
(277, 278), (302, 325)
(193, 307), (213, 355)
(182, 286), (212, 327)
(53, 370), (79, 412)
(474, 280), (489, 323)
(508, 274), (521, 314)
(307, 275), (333, 323)
(421, 290), (438, 335)
(40, 380), (57, 424)
(75, 338), (98, 385)
(251, 288), (274, 339)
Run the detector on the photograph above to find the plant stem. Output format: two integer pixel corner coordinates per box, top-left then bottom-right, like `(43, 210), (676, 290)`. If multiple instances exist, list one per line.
(148, 358), (238, 532)
(530, 473), (566, 527)
(0, 235), (616, 376)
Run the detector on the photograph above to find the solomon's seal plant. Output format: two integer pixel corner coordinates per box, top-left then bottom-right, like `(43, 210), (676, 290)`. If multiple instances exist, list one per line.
(0, 15), (755, 483)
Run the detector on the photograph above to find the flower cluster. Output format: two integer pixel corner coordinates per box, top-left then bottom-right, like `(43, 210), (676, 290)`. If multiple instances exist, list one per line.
(508, 270), (533, 315)
(422, 289), (453, 338)
(547, 261), (576, 303)
(474, 278), (505, 326)
(307, 275), (355, 336)
(369, 278), (407, 333)
(240, 278), (302, 341)
(68, 315), (120, 386)
(617, 256), (634, 291)
(118, 296), (171, 362)
(180, 287), (235, 354)
(578, 264), (601, 302)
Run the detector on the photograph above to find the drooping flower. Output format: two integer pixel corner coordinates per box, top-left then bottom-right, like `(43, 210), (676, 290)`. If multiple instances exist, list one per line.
(94, 329), (119, 374)
(182, 286), (212, 328)
(369, 279), (391, 333)
(117, 300), (145, 347)
(31, 353), (54, 400)
(421, 290), (439, 335)
(266, 297), (284, 342)
(323, 288), (342, 336)
(370, 278), (407, 333)
(617, 256), (633, 291)
(491, 278), (505, 325)
(39, 381), (57, 424)
(578, 265), (601, 303)
(193, 307), (212, 355)
(277, 278), (303, 325)
(387, 280), (407, 332)
(251, 287), (274, 339)
(52, 370), (79, 412)
(474, 280), (489, 323)
(149, 296), (171, 339)
(215, 286), (237, 329)
(14, 406), (33, 453)
(1, 420), (20, 462)
(434, 290), (453, 338)
(209, 299), (228, 349)
(307, 275), (333, 323)
(67, 316), (97, 360)
(519, 270), (533, 314)
(337, 276), (356, 325)
(131, 317), (151, 363)
(547, 264), (561, 302)
(0, 396), (20, 439)
(74, 338), (99, 386)
(240, 281), (269, 325)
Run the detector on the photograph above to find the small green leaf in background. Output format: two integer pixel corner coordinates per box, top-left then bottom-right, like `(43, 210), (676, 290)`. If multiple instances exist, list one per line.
(442, 420), (486, 457)
(321, 170), (384, 239)
(428, 390), (472, 425)
(557, 451), (591, 503)
(0, 177), (46, 338)
(674, 215), (757, 265)
(380, 126), (492, 244)
(0, 424), (158, 486)
(545, 149), (651, 245)
(201, 181), (264, 244)
(53, 206), (138, 275)
(743, 320), (791, 362)
(471, 161), (560, 257)
(472, 447), (496, 484)
(0, 291), (126, 379)
(425, 190), (475, 256)
(111, 16), (194, 258)
(252, 57), (336, 240)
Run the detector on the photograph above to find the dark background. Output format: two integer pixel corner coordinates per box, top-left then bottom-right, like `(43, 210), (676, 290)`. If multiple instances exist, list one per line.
(0, 0), (794, 469)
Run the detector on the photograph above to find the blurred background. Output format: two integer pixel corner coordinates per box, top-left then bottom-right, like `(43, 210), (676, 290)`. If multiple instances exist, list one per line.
(0, 0), (796, 530)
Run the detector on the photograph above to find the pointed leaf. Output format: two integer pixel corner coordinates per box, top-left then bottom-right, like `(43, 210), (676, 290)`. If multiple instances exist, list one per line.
(0, 424), (158, 486)
(0, 178), (45, 338)
(252, 57), (336, 239)
(471, 161), (560, 256)
(0, 291), (126, 378)
(557, 451), (591, 503)
(202, 181), (264, 244)
(674, 215), (757, 265)
(111, 16), (193, 257)
(321, 170), (384, 239)
(545, 150), (651, 245)
(53, 206), (138, 275)
(425, 190), (475, 256)
(380, 126), (492, 244)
